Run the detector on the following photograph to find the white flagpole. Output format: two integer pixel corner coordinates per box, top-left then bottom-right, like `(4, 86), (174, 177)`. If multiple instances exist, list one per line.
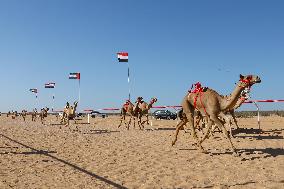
(127, 63), (130, 101)
(78, 78), (81, 108)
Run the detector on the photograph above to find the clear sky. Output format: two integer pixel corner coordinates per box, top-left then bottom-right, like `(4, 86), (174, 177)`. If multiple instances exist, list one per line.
(0, 0), (283, 112)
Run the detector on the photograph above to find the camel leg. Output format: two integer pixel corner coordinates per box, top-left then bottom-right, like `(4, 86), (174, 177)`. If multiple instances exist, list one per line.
(139, 114), (145, 129)
(118, 114), (124, 128)
(209, 115), (237, 154)
(172, 120), (187, 146)
(219, 112), (234, 138)
(231, 111), (239, 129)
(146, 114), (149, 125)
(184, 111), (205, 152)
(200, 118), (214, 143)
(133, 117), (137, 129)
(127, 116), (132, 130)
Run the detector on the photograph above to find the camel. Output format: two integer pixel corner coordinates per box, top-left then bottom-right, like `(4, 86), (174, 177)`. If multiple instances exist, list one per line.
(118, 97), (143, 129)
(21, 110), (28, 122)
(172, 74), (261, 154)
(137, 97), (158, 127)
(39, 107), (49, 124)
(11, 111), (18, 119)
(7, 111), (11, 117)
(31, 109), (38, 121)
(61, 101), (78, 126)
(225, 87), (250, 129)
(188, 87), (251, 137)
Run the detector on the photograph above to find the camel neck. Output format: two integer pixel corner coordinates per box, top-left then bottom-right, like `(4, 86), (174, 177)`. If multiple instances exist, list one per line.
(220, 82), (245, 111)
(233, 97), (246, 110)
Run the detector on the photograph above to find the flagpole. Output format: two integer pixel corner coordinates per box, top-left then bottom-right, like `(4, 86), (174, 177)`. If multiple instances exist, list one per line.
(52, 93), (55, 112)
(78, 78), (81, 107)
(127, 62), (130, 101)
(35, 93), (38, 110)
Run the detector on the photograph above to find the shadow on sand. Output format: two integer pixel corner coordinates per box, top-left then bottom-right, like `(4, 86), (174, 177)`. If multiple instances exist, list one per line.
(194, 181), (257, 188)
(0, 149), (56, 155)
(82, 129), (120, 135)
(0, 133), (127, 189)
(145, 127), (176, 131)
(206, 148), (284, 158)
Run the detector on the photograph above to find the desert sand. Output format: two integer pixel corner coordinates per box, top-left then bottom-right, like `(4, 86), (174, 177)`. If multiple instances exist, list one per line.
(0, 114), (283, 189)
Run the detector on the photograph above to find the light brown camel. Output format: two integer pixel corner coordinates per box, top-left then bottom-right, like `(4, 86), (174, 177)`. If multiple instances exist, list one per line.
(40, 107), (49, 124)
(31, 109), (38, 121)
(172, 74), (261, 154)
(225, 87), (250, 129)
(61, 101), (78, 126)
(137, 97), (158, 127)
(118, 97), (143, 129)
(188, 87), (251, 137)
(21, 110), (28, 122)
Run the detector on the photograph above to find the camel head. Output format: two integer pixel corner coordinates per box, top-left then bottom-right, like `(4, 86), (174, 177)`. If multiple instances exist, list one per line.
(136, 96), (143, 103)
(69, 102), (78, 114)
(238, 74), (261, 88)
(150, 97), (158, 105)
(66, 102), (70, 108)
(125, 99), (130, 105)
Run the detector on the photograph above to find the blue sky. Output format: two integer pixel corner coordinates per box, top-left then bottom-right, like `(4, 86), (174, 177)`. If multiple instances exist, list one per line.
(0, 0), (283, 112)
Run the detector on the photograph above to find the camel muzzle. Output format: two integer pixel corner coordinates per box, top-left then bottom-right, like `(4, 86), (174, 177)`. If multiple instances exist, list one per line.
(256, 79), (261, 83)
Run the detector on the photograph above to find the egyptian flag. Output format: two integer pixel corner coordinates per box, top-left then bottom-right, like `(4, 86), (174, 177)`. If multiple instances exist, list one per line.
(117, 52), (128, 62)
(45, 83), (55, 88)
(69, 73), (80, 79)
(29, 88), (38, 93)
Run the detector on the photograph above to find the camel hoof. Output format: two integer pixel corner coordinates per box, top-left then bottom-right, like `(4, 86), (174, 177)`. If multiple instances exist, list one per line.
(233, 151), (240, 157)
(232, 148), (239, 156)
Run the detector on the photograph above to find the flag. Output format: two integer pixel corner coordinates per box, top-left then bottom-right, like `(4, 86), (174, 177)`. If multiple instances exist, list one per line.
(45, 82), (55, 88)
(29, 88), (38, 93)
(69, 73), (80, 79)
(117, 52), (128, 62)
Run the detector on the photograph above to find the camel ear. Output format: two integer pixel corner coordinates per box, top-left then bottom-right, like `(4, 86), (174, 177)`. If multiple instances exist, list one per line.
(239, 74), (244, 79)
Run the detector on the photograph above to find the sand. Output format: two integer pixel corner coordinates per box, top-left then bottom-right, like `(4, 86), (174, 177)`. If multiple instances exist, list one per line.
(0, 114), (283, 189)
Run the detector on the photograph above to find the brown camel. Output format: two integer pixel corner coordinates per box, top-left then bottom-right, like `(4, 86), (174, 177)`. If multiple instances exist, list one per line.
(31, 109), (38, 121)
(11, 111), (18, 119)
(172, 74), (261, 154)
(225, 87), (250, 129)
(118, 97), (143, 129)
(61, 101), (78, 126)
(40, 107), (49, 124)
(21, 110), (28, 122)
(137, 97), (158, 127)
(190, 87), (251, 137)
(203, 87), (251, 137)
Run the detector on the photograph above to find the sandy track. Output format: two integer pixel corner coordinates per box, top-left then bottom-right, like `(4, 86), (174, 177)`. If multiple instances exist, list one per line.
(0, 115), (283, 188)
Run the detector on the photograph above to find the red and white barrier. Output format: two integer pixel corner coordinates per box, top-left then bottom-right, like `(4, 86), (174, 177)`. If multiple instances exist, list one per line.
(52, 99), (284, 126)
(245, 99), (284, 103)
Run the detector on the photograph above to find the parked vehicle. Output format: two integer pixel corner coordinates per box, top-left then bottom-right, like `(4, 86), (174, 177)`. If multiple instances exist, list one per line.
(153, 110), (177, 120)
(90, 111), (107, 118)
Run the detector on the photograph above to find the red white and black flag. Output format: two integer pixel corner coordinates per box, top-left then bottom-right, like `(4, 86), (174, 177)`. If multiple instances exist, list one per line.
(117, 52), (128, 62)
(69, 73), (80, 79)
(45, 83), (55, 88)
